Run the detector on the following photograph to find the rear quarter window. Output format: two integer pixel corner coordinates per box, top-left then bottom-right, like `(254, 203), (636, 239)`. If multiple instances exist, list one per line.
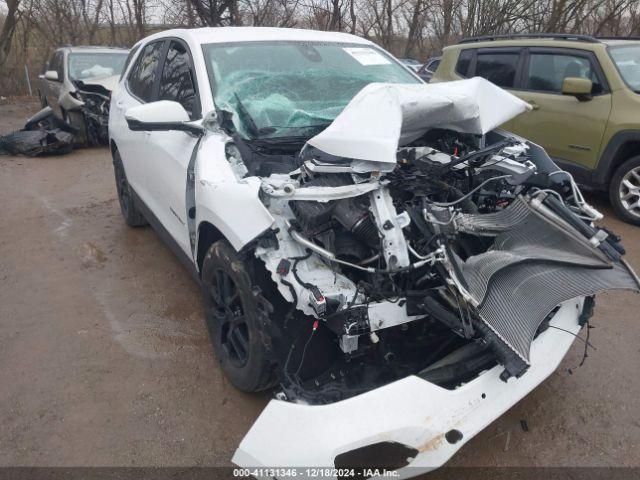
(427, 59), (440, 72)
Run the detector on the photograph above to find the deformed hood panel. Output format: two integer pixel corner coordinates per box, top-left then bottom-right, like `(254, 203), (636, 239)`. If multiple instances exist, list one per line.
(307, 77), (532, 165)
(75, 74), (119, 93)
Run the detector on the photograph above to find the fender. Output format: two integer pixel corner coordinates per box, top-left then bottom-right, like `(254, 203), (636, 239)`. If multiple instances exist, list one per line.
(194, 134), (275, 257)
(594, 130), (640, 187)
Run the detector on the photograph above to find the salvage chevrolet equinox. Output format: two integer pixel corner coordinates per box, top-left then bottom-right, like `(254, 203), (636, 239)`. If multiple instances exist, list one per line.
(108, 27), (640, 476)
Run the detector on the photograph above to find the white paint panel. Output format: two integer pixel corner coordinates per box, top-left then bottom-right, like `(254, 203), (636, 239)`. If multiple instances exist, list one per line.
(308, 77), (532, 166)
(195, 135), (275, 252)
(233, 298), (584, 478)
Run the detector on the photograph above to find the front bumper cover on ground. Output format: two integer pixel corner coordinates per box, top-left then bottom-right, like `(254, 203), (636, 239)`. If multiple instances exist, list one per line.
(233, 298), (584, 478)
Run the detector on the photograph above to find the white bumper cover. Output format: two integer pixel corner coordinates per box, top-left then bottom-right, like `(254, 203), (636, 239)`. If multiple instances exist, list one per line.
(233, 298), (584, 478)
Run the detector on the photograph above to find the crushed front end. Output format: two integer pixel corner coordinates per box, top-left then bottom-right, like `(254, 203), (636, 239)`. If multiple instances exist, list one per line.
(71, 76), (117, 146)
(221, 79), (639, 476)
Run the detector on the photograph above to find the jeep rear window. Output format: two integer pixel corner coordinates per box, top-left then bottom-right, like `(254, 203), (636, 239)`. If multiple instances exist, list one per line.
(475, 52), (519, 88)
(455, 50), (473, 76)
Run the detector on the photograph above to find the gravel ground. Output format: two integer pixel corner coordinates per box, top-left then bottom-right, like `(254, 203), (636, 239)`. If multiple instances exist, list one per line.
(1, 98), (639, 474)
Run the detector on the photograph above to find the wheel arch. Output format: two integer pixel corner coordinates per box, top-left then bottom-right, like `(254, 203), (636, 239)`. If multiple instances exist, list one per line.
(595, 130), (640, 186)
(196, 221), (225, 275)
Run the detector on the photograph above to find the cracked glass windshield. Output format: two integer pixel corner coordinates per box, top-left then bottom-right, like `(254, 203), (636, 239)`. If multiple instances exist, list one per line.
(202, 41), (420, 138)
(68, 53), (128, 81)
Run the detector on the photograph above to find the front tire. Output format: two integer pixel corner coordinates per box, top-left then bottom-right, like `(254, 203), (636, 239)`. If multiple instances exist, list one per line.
(201, 240), (279, 392)
(112, 148), (147, 227)
(609, 155), (640, 226)
(63, 109), (88, 146)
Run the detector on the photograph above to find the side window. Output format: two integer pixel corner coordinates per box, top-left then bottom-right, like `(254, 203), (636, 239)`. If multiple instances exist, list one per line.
(526, 52), (603, 94)
(455, 50), (473, 77)
(121, 44), (141, 80)
(475, 52), (519, 88)
(45, 53), (55, 73)
(157, 41), (197, 118)
(49, 52), (63, 78)
(127, 41), (164, 102)
(428, 59), (440, 73)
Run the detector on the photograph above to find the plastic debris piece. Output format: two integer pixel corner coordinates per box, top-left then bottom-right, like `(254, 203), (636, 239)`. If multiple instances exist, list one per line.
(0, 106), (77, 157)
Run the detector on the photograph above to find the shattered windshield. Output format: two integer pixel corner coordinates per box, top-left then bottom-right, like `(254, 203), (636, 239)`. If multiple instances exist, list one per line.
(202, 41), (420, 138)
(68, 52), (128, 81)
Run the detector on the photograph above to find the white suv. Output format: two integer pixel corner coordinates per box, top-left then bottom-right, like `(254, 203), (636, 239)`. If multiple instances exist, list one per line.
(109, 27), (638, 476)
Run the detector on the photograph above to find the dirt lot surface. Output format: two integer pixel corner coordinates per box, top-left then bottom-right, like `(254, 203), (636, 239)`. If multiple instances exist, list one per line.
(1, 99), (639, 472)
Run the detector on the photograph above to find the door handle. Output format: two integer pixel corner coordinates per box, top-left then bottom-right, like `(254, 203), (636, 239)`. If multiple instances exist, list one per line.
(527, 101), (540, 110)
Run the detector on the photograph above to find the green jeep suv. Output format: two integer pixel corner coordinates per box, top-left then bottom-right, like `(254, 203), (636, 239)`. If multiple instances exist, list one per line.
(433, 34), (640, 224)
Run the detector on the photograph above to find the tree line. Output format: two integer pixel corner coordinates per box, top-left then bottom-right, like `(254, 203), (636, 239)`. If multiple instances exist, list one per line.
(1, 0), (639, 95)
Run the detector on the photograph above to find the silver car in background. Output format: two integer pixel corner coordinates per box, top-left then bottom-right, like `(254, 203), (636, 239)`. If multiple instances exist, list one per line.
(39, 46), (129, 145)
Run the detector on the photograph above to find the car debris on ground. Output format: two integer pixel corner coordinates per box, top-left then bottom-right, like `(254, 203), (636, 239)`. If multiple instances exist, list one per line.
(0, 106), (76, 156)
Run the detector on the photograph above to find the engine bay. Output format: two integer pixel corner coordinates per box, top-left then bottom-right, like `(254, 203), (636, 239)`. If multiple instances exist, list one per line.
(207, 79), (640, 406)
(214, 125), (639, 406)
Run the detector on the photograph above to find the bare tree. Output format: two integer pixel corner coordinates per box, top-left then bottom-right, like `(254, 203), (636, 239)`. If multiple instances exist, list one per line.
(185, 0), (242, 26)
(240, 0), (300, 26)
(0, 0), (22, 68)
(4, 0), (640, 95)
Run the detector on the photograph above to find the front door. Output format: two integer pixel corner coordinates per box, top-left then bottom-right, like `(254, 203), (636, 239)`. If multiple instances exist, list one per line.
(115, 40), (166, 207)
(44, 51), (64, 114)
(511, 49), (612, 170)
(144, 39), (201, 257)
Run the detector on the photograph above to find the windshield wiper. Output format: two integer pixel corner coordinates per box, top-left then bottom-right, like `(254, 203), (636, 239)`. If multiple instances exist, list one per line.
(251, 135), (310, 148)
(233, 93), (259, 138)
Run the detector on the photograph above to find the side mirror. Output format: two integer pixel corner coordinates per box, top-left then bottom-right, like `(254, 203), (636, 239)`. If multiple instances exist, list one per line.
(44, 70), (59, 81)
(562, 77), (593, 101)
(125, 101), (202, 135)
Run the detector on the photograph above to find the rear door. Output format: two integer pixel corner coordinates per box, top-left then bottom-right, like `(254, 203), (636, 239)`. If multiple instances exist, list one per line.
(511, 48), (612, 170)
(462, 47), (525, 131)
(475, 48), (525, 131)
(144, 39), (201, 256)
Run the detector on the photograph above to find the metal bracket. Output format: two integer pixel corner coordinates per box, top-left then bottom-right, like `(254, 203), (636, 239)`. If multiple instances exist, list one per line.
(369, 187), (411, 269)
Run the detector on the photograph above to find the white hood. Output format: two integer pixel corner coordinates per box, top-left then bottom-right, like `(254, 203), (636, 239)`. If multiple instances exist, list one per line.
(76, 74), (119, 92)
(307, 77), (532, 166)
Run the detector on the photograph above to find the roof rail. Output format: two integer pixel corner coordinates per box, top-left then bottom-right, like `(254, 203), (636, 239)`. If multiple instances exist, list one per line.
(56, 44), (128, 50)
(459, 33), (600, 44)
(596, 36), (640, 41)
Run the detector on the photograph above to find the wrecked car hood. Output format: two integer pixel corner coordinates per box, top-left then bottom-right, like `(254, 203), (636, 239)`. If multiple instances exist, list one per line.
(307, 77), (532, 166)
(75, 74), (119, 93)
